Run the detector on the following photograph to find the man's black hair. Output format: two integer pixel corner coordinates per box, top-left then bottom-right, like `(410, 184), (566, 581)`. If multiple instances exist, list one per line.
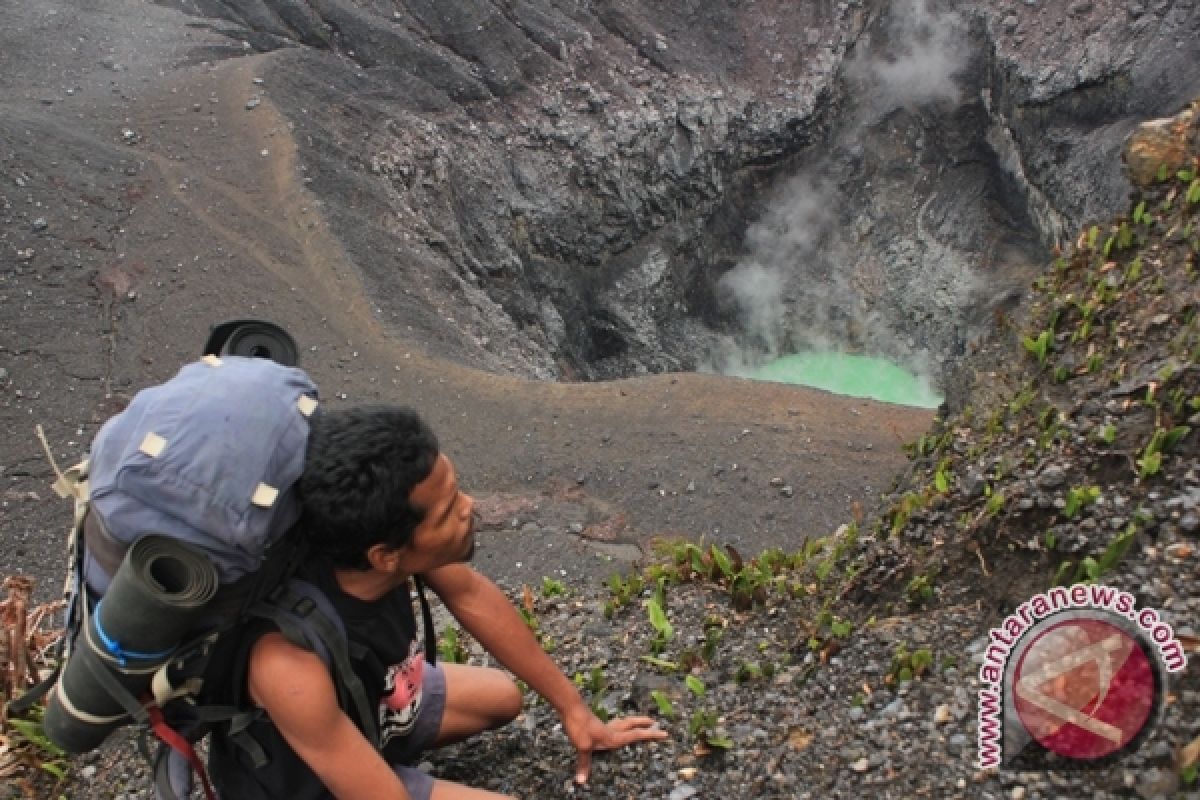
(298, 406), (440, 569)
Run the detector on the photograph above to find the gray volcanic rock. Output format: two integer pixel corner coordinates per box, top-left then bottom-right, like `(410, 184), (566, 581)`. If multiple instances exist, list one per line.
(160, 0), (1200, 388)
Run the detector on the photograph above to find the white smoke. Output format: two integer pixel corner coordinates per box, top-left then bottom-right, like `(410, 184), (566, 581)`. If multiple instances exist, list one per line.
(710, 0), (969, 381)
(864, 0), (969, 112)
(714, 174), (836, 365)
(717, 261), (786, 357)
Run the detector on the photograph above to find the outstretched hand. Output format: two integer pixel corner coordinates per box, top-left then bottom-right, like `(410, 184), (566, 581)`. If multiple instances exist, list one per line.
(563, 707), (669, 784)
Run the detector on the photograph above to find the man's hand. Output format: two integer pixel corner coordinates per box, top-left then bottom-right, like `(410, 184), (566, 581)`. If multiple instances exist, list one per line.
(562, 705), (668, 784)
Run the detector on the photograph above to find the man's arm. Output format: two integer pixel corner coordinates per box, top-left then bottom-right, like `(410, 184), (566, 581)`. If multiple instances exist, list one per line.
(248, 632), (411, 800)
(422, 564), (667, 782)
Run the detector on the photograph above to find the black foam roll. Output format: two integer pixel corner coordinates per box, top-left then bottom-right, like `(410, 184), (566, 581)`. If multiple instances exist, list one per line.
(96, 534), (219, 656)
(44, 534), (218, 753)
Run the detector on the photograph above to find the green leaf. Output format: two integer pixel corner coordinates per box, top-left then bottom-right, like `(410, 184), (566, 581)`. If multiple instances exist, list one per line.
(1098, 525), (1137, 574)
(645, 597), (674, 641)
(639, 655), (679, 671)
(1128, 256), (1143, 282)
(710, 545), (734, 578)
(1188, 179), (1200, 205)
(934, 469), (949, 493)
(705, 734), (735, 749)
(1098, 424), (1117, 445)
(1079, 556), (1101, 582)
(685, 675), (706, 697)
(1163, 425), (1191, 451)
(1117, 221), (1133, 250)
(1138, 450), (1163, 479)
(650, 690), (675, 717)
(1133, 199), (1147, 224)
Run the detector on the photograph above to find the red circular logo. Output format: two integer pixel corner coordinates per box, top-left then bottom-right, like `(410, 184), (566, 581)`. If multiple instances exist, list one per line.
(1013, 617), (1156, 760)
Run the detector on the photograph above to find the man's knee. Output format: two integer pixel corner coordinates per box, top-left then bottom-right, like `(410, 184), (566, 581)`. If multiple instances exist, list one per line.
(497, 673), (522, 723)
(443, 663), (523, 729)
(481, 669), (522, 727)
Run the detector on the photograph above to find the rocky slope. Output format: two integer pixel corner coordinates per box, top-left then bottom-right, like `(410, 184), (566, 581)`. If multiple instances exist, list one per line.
(161, 0), (1200, 387)
(423, 101), (1200, 800)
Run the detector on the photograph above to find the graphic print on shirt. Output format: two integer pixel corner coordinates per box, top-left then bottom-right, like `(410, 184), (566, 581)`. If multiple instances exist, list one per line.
(380, 641), (425, 747)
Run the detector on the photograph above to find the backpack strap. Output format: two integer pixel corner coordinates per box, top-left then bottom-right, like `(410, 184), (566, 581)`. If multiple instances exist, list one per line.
(152, 577), (375, 800)
(413, 576), (438, 667)
(249, 579), (380, 747)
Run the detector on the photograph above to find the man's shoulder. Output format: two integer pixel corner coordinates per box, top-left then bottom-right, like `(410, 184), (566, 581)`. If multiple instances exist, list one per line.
(246, 631), (336, 708)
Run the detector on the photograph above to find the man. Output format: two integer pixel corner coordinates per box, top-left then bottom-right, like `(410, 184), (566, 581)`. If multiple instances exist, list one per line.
(209, 406), (666, 799)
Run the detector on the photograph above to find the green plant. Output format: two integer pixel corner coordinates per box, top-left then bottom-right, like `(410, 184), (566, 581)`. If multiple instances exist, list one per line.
(645, 596), (674, 654)
(518, 606), (539, 632)
(905, 574), (935, 606)
(1138, 426), (1191, 478)
(685, 674), (706, 698)
(889, 492), (923, 537)
(735, 661), (763, 683)
(1075, 524), (1138, 583)
(1128, 256), (1143, 282)
(889, 645), (935, 684)
(1022, 330), (1053, 366)
(604, 571), (645, 616)
(829, 617), (854, 638)
(574, 665), (610, 721)
(437, 625), (469, 664)
(1131, 199), (1148, 225)
(6, 705), (69, 784)
(984, 488), (1005, 519)
(541, 576), (567, 597)
(1063, 485), (1101, 518)
(688, 709), (732, 749)
(1117, 220), (1134, 250)
(1096, 423), (1117, 445)
(933, 459), (952, 493)
(702, 618), (724, 662)
(639, 656), (679, 673)
(650, 689), (675, 718)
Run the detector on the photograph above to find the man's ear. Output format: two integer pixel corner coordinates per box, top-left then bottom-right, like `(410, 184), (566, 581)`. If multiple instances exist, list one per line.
(365, 542), (405, 572)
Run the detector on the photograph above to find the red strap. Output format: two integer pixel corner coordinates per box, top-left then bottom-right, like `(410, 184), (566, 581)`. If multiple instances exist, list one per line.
(145, 702), (219, 800)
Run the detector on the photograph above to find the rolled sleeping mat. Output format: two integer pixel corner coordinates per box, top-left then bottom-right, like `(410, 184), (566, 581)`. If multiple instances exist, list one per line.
(44, 534), (218, 753)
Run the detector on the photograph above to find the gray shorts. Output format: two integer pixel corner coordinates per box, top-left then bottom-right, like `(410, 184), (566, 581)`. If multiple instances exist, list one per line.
(390, 662), (447, 800)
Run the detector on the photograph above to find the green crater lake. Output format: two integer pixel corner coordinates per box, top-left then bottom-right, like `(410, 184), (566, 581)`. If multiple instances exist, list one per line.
(746, 352), (943, 409)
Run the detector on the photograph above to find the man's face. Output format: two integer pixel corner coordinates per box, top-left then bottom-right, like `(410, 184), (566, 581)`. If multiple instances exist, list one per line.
(402, 453), (477, 573)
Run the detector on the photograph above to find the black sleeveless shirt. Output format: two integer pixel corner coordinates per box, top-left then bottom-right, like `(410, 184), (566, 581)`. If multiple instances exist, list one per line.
(209, 561), (425, 799)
